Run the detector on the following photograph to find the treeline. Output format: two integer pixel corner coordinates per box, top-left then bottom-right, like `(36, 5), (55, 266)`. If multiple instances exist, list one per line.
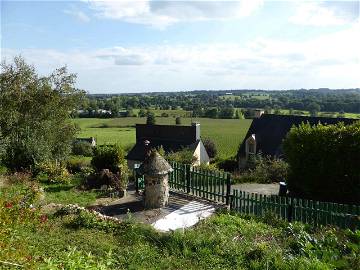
(76, 88), (360, 118)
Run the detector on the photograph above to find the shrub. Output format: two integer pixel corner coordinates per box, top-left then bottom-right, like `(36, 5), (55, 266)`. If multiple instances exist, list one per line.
(234, 156), (288, 184)
(72, 141), (93, 156)
(175, 116), (182, 125)
(283, 121), (360, 204)
(89, 145), (129, 190)
(166, 148), (197, 165)
(66, 156), (91, 174)
(7, 172), (32, 184)
(197, 163), (223, 173)
(202, 137), (217, 159)
(86, 167), (129, 191)
(216, 157), (237, 171)
(36, 161), (70, 184)
(146, 111), (156, 125)
(91, 145), (126, 173)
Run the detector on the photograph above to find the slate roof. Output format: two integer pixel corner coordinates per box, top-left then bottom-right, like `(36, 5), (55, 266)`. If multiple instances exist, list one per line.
(138, 150), (173, 176)
(237, 114), (358, 159)
(126, 124), (201, 161)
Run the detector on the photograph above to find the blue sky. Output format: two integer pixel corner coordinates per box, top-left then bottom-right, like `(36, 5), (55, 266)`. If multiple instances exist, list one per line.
(2, 0), (359, 93)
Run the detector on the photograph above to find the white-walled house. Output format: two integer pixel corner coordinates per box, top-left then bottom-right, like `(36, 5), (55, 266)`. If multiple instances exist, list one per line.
(126, 123), (210, 169)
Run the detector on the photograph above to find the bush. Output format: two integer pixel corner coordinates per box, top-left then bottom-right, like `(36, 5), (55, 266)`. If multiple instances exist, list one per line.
(36, 161), (71, 184)
(66, 156), (91, 174)
(146, 111), (156, 125)
(216, 157), (237, 171)
(166, 148), (197, 165)
(72, 141), (93, 156)
(91, 145), (126, 173)
(86, 168), (129, 191)
(234, 156), (288, 184)
(175, 116), (182, 125)
(283, 121), (360, 204)
(89, 145), (129, 190)
(7, 172), (32, 184)
(202, 138), (217, 159)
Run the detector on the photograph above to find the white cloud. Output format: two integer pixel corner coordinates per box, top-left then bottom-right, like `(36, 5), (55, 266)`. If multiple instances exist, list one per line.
(290, 1), (358, 26)
(64, 9), (91, 22)
(2, 23), (359, 91)
(85, 0), (263, 28)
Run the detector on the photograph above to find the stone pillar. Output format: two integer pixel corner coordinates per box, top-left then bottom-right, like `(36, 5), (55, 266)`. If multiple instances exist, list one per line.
(144, 174), (170, 208)
(138, 150), (173, 209)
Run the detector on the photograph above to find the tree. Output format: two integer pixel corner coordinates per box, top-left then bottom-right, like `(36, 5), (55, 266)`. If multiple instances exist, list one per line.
(138, 109), (146, 117)
(307, 102), (320, 116)
(202, 138), (217, 159)
(219, 107), (234, 119)
(204, 108), (218, 118)
(146, 111), (156, 125)
(0, 56), (84, 170)
(175, 116), (182, 125)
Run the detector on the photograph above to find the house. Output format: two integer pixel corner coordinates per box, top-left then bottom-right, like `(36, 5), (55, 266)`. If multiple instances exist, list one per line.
(254, 109), (265, 118)
(126, 123), (210, 169)
(76, 137), (96, 147)
(237, 114), (357, 168)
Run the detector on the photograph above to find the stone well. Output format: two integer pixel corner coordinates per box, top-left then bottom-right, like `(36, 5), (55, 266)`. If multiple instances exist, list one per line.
(138, 150), (173, 209)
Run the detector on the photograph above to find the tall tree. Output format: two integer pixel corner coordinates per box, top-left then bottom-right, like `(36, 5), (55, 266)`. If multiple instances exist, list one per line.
(0, 56), (84, 170)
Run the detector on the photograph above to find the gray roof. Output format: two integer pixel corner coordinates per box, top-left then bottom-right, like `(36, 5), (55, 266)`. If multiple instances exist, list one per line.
(238, 114), (358, 158)
(138, 151), (173, 176)
(126, 124), (201, 161)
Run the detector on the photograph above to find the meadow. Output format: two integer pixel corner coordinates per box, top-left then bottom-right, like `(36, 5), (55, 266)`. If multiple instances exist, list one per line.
(74, 117), (252, 159)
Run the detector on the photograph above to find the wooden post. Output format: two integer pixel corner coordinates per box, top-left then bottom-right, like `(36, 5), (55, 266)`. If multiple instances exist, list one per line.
(225, 173), (231, 206)
(186, 164), (191, 194)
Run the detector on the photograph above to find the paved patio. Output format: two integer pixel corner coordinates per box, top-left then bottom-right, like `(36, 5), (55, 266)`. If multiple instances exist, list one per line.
(92, 184), (218, 231)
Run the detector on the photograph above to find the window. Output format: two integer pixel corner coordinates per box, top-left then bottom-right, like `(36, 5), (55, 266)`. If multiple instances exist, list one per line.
(248, 141), (256, 154)
(246, 134), (256, 156)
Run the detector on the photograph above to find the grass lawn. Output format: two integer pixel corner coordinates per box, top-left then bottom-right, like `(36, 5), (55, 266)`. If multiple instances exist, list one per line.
(1, 189), (359, 269)
(1, 173), (359, 269)
(74, 117), (252, 159)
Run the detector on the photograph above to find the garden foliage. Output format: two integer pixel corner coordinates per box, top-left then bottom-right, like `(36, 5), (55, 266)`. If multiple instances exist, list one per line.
(72, 141), (94, 156)
(234, 154), (289, 184)
(0, 56), (83, 171)
(283, 121), (360, 204)
(89, 145), (129, 190)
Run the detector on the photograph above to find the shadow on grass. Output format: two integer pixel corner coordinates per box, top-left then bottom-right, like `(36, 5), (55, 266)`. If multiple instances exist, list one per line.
(90, 124), (135, 129)
(44, 185), (74, 193)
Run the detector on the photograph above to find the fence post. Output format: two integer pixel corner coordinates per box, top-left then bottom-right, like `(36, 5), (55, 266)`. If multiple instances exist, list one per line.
(226, 173), (231, 206)
(186, 164), (191, 194)
(287, 198), (293, 222)
(134, 170), (139, 193)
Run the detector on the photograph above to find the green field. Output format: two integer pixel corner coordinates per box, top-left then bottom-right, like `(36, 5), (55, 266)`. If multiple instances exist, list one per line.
(74, 117), (252, 159)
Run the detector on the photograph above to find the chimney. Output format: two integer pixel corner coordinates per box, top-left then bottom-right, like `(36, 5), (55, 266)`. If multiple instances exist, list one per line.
(192, 122), (200, 140)
(144, 140), (151, 158)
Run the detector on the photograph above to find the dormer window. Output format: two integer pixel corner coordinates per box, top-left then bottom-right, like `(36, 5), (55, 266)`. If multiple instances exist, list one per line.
(245, 134), (256, 158)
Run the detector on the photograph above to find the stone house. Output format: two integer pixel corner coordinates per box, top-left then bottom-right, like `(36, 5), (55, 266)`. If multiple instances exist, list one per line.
(126, 123), (210, 169)
(237, 114), (357, 168)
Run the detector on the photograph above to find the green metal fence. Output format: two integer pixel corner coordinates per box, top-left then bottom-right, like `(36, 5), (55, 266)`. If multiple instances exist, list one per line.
(231, 189), (360, 229)
(168, 162), (231, 203)
(134, 161), (359, 229)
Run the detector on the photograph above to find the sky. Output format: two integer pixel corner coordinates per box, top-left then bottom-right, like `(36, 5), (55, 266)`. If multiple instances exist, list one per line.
(1, 0), (360, 93)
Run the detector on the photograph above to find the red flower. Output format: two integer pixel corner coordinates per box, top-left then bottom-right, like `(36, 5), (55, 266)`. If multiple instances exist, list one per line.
(39, 214), (48, 223)
(4, 202), (13, 208)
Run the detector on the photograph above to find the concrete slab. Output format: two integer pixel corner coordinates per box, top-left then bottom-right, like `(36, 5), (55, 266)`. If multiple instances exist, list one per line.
(94, 189), (218, 227)
(152, 201), (215, 232)
(231, 183), (279, 195)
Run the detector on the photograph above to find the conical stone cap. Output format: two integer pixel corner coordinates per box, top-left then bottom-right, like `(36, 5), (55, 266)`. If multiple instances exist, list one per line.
(138, 150), (173, 176)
